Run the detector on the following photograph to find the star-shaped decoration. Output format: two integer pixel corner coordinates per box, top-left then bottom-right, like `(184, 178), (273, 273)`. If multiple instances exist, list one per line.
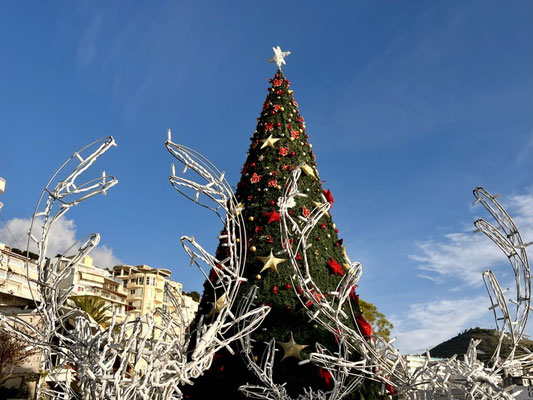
(261, 135), (282, 149)
(312, 201), (329, 214)
(267, 46), (291, 68)
(258, 155), (265, 161)
(326, 258), (344, 276)
(277, 332), (308, 361)
(264, 210), (281, 224)
(233, 202), (244, 216)
(257, 250), (286, 273)
(342, 246), (355, 275)
(207, 293), (228, 317)
(301, 163), (318, 180)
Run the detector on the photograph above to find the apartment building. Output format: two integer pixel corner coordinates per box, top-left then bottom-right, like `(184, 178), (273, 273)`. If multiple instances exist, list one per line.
(56, 254), (128, 321)
(113, 264), (189, 316)
(0, 243), (40, 310)
(1, 242), (197, 327)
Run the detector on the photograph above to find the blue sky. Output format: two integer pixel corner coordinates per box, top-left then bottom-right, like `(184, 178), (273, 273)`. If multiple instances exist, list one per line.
(0, 1), (532, 353)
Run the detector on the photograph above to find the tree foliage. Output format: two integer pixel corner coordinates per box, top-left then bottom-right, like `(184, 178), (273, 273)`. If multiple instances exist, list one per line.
(183, 291), (200, 302)
(72, 295), (112, 327)
(359, 299), (393, 342)
(0, 329), (36, 384)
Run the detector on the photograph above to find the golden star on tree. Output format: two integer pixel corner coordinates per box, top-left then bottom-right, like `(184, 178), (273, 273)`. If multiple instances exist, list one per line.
(233, 202), (245, 216)
(260, 135), (281, 149)
(312, 201), (329, 215)
(257, 250), (286, 273)
(301, 163), (318, 180)
(342, 246), (356, 275)
(277, 332), (308, 361)
(207, 293), (228, 317)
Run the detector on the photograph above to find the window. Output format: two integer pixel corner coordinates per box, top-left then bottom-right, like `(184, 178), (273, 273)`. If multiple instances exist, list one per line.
(130, 278), (135, 283)
(137, 277), (144, 285)
(130, 290), (135, 295)
(123, 280), (127, 287)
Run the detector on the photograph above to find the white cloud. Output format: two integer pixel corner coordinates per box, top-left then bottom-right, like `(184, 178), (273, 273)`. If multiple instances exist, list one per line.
(409, 191), (533, 287)
(393, 297), (490, 354)
(0, 217), (122, 270)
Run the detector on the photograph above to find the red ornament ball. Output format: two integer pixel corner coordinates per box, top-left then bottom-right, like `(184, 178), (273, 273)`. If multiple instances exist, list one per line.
(290, 151), (296, 157)
(272, 286), (279, 294)
(285, 283), (291, 290)
(251, 162), (256, 167)
(270, 200), (275, 205)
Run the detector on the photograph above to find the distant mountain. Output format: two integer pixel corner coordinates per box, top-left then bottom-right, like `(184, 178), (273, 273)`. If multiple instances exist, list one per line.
(430, 327), (533, 364)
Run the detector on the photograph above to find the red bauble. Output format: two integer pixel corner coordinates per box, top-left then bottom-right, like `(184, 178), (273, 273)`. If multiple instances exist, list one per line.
(272, 286), (279, 294)
(251, 162), (256, 167)
(290, 151), (296, 156)
(270, 200), (275, 205)
(284, 283), (291, 290)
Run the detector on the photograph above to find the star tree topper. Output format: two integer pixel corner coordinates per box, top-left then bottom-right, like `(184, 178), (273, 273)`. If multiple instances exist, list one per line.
(267, 46), (291, 68)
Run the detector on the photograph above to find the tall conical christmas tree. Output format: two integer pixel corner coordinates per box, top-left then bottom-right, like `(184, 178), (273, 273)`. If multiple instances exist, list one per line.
(186, 48), (381, 400)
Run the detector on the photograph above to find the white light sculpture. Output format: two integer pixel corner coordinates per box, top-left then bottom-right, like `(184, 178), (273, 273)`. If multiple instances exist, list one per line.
(272, 166), (531, 400)
(0, 135), (530, 400)
(0, 135), (270, 400)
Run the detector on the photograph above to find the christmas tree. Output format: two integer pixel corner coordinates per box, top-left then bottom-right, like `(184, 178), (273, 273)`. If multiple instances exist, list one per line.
(186, 47), (381, 399)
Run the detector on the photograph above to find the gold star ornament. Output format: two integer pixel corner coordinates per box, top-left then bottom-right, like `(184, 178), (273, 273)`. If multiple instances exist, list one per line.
(207, 293), (228, 317)
(260, 135), (281, 149)
(257, 250), (286, 273)
(301, 163), (318, 180)
(277, 332), (308, 361)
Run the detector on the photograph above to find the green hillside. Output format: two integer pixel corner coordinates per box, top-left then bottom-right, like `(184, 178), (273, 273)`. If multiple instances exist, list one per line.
(430, 327), (533, 365)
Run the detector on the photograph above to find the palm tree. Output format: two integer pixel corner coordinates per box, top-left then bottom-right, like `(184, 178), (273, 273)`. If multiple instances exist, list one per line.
(71, 296), (112, 328)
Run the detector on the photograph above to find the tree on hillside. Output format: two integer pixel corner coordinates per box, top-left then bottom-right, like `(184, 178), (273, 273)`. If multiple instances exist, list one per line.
(185, 52), (385, 399)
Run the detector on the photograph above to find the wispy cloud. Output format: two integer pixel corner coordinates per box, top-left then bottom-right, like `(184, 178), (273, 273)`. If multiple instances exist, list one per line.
(409, 191), (533, 287)
(393, 296), (490, 354)
(0, 217), (122, 270)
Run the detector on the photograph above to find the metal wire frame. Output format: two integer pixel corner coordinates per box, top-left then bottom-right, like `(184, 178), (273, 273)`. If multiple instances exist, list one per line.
(0, 134), (270, 400)
(1, 134), (530, 400)
(473, 187), (531, 367)
(275, 166), (529, 400)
